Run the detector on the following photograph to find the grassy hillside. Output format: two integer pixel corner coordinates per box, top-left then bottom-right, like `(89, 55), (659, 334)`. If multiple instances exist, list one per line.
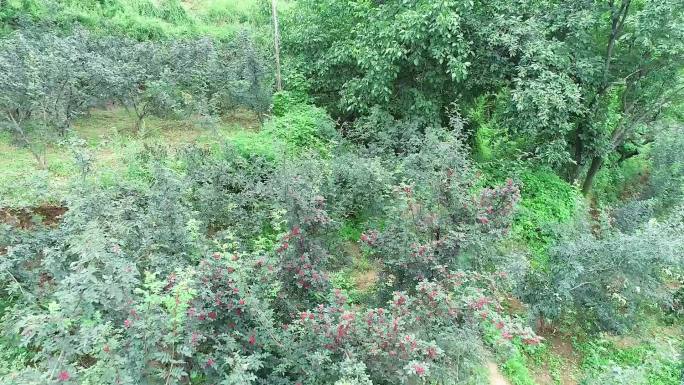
(0, 0), (275, 40)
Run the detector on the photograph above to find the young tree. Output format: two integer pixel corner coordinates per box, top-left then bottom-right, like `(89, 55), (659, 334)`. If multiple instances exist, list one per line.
(229, 30), (273, 124)
(0, 32), (50, 168)
(0, 29), (110, 167)
(106, 39), (183, 133)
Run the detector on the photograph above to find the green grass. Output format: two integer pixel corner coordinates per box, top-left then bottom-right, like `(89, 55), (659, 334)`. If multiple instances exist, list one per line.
(525, 343), (565, 385)
(511, 168), (581, 270)
(572, 318), (684, 385)
(576, 336), (682, 385)
(592, 152), (651, 205)
(1, 0), (274, 40)
(0, 108), (258, 208)
(502, 358), (536, 385)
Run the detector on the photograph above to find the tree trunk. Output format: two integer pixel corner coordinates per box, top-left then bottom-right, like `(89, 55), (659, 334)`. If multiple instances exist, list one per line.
(135, 115), (145, 134)
(569, 128), (584, 183)
(8, 118), (48, 169)
(271, 0), (283, 92)
(576, 0), (631, 194)
(581, 156), (604, 195)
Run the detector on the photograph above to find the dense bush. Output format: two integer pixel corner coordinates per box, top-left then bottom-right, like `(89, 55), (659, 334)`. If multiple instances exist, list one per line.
(648, 125), (684, 213)
(345, 107), (428, 158)
(0, 133), (540, 383)
(524, 208), (684, 332)
(360, 126), (524, 297)
(180, 144), (275, 241)
(327, 152), (392, 219)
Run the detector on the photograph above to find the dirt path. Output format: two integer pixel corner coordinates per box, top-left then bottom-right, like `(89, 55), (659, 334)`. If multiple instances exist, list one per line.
(487, 361), (511, 385)
(531, 333), (580, 385)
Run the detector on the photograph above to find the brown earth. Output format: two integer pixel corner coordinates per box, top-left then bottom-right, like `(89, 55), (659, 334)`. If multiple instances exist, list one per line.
(487, 361), (511, 385)
(531, 332), (581, 385)
(0, 205), (67, 229)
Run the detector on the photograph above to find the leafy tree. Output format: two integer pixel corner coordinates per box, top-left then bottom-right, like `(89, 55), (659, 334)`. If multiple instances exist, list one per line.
(539, 0), (684, 194)
(285, 0), (684, 194)
(229, 30), (272, 123)
(0, 28), (112, 167)
(167, 32), (272, 129)
(105, 39), (184, 133)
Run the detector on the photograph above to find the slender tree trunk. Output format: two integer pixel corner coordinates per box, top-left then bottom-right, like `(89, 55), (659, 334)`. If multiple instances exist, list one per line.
(7, 114), (48, 169)
(569, 128), (584, 183)
(581, 156), (604, 195)
(135, 115), (145, 134)
(576, 1), (632, 194)
(271, 0), (283, 92)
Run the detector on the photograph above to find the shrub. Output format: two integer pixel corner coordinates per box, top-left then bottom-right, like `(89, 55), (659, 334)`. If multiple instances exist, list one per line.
(262, 102), (339, 156)
(648, 125), (684, 214)
(231, 101), (339, 161)
(327, 152), (392, 219)
(286, 273), (537, 385)
(361, 127), (522, 295)
(0, 28), (113, 167)
(0, 136), (541, 384)
(346, 107), (427, 158)
(269, 155), (338, 310)
(180, 143), (275, 241)
(524, 211), (684, 332)
(0, 26), (272, 168)
(611, 199), (656, 233)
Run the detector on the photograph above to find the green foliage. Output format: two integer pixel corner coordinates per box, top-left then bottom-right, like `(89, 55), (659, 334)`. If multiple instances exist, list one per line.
(285, 0), (475, 122)
(262, 102), (338, 155)
(286, 0), (684, 193)
(0, 26), (272, 168)
(2, 0), (684, 382)
(361, 125), (524, 296)
(346, 107), (428, 158)
(512, 169), (580, 269)
(328, 152), (391, 219)
(525, 211), (684, 332)
(231, 101), (338, 161)
(0, 108), (548, 384)
(523, 343), (564, 385)
(501, 352), (536, 385)
(649, 125), (684, 213)
(0, 28), (110, 167)
(593, 152), (651, 205)
(0, 0), (267, 41)
(0, 296), (32, 377)
(272, 90), (310, 117)
(578, 337), (683, 385)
